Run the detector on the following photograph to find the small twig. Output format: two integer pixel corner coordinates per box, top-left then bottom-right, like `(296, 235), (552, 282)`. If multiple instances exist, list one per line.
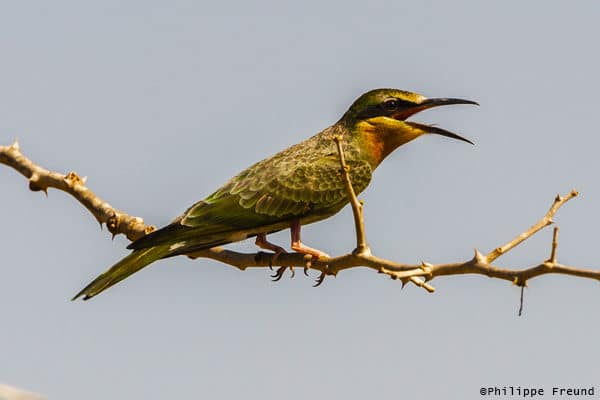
(486, 191), (578, 263)
(333, 135), (370, 256)
(549, 226), (559, 264)
(518, 285), (525, 316)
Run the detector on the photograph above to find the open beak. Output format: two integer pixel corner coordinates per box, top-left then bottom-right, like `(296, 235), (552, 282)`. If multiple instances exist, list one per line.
(392, 97), (478, 145)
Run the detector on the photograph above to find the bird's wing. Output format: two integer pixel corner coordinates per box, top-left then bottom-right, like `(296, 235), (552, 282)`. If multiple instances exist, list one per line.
(128, 148), (372, 251)
(180, 153), (373, 228)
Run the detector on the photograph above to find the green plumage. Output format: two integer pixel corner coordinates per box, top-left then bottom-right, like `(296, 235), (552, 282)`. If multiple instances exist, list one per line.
(73, 123), (373, 300)
(129, 123), (373, 253)
(73, 88), (476, 300)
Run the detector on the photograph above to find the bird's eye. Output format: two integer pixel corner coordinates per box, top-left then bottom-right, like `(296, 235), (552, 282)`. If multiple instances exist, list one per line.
(382, 99), (399, 111)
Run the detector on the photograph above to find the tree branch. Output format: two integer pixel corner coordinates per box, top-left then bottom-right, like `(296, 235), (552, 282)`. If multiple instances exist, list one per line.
(0, 141), (154, 241)
(3, 140), (599, 306)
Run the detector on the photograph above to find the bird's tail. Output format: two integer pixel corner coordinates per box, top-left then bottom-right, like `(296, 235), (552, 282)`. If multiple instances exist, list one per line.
(72, 244), (172, 301)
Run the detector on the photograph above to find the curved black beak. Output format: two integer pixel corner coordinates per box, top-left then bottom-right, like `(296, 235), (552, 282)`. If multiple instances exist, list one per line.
(419, 98), (479, 108)
(405, 121), (474, 145)
(391, 97), (478, 121)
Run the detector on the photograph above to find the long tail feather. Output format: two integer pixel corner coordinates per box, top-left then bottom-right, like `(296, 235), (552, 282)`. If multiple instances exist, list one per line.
(72, 245), (171, 301)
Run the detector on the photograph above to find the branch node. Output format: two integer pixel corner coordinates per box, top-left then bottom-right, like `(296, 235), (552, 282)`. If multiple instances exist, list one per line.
(28, 173), (45, 193)
(512, 276), (527, 287)
(353, 246), (372, 257)
(420, 261), (433, 280)
(64, 171), (85, 186)
(106, 212), (118, 233)
(10, 139), (20, 150)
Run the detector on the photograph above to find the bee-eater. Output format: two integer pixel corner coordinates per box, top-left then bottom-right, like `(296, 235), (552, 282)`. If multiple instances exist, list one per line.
(73, 88), (477, 300)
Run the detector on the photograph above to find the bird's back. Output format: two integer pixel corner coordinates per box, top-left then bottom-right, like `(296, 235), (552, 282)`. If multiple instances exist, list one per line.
(128, 124), (373, 252)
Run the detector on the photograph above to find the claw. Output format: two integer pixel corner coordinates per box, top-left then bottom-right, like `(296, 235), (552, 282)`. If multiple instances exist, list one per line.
(256, 233), (290, 281)
(313, 271), (326, 287)
(271, 267), (286, 281)
(270, 266), (297, 281)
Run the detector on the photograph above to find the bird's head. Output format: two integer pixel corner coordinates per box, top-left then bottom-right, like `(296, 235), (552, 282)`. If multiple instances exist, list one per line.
(341, 88), (478, 166)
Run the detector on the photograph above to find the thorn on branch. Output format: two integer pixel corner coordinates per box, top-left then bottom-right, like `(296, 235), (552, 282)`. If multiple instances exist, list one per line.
(473, 248), (487, 264)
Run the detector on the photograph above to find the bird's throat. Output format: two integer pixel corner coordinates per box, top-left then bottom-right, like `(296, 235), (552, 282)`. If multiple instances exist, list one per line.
(355, 117), (424, 167)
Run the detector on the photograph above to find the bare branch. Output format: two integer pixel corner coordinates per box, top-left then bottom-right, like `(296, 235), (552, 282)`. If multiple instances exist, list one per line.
(0, 141), (154, 241)
(333, 135), (369, 256)
(485, 191), (578, 263)
(3, 141), (600, 299)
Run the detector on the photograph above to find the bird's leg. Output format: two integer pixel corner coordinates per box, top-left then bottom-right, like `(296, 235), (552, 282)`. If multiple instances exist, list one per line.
(255, 233), (293, 281)
(255, 233), (287, 264)
(290, 219), (329, 276)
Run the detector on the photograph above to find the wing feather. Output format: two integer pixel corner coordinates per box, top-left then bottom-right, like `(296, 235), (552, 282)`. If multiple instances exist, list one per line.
(181, 131), (373, 230)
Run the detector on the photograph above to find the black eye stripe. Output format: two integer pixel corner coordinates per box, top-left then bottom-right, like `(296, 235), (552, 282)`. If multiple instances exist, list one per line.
(355, 98), (416, 119)
(383, 98), (414, 109)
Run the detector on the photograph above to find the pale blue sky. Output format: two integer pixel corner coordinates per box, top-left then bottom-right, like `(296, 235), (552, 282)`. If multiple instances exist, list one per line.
(2, 1), (600, 399)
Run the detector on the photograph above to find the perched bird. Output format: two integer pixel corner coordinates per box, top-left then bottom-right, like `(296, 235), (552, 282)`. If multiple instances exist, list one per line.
(73, 88), (477, 300)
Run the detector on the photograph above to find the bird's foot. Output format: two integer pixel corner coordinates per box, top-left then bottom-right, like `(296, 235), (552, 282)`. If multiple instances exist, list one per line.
(255, 234), (297, 281)
(291, 241), (329, 280)
(291, 241), (329, 261)
(255, 233), (287, 271)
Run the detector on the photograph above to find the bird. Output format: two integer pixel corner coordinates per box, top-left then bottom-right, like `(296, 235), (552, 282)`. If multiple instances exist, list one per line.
(73, 88), (477, 300)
